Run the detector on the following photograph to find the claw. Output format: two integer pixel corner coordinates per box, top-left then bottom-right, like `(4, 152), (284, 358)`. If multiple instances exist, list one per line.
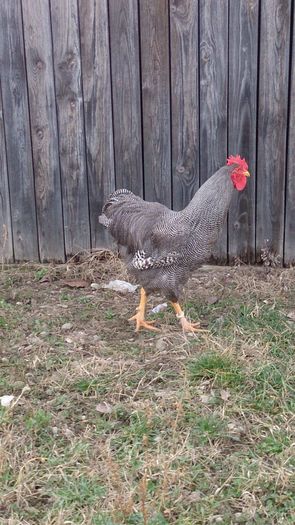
(128, 312), (160, 332)
(180, 317), (208, 334)
(129, 287), (160, 332)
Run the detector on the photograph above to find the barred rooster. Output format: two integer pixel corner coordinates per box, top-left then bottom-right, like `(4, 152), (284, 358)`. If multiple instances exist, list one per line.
(99, 156), (250, 333)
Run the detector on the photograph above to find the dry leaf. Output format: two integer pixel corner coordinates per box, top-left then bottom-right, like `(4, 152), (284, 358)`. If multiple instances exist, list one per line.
(61, 280), (88, 288)
(96, 402), (113, 414)
(220, 389), (231, 401)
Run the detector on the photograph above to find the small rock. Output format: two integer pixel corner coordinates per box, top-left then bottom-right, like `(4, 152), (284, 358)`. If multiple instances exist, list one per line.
(234, 512), (249, 523)
(0, 395), (14, 407)
(200, 394), (213, 404)
(286, 310), (295, 322)
(46, 388), (54, 395)
(215, 315), (225, 325)
(96, 402), (113, 414)
(91, 283), (100, 290)
(13, 381), (26, 390)
(52, 426), (58, 436)
(61, 322), (72, 331)
(63, 427), (74, 438)
(187, 490), (202, 503)
(207, 296), (219, 305)
(155, 338), (167, 351)
(220, 389), (231, 401)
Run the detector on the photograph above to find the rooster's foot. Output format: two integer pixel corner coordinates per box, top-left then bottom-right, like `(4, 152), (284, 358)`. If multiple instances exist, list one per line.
(128, 312), (160, 332)
(180, 317), (208, 334)
(171, 301), (208, 334)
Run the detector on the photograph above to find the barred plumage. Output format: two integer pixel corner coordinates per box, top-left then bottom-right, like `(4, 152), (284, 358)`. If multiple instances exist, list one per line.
(132, 250), (178, 270)
(99, 165), (240, 302)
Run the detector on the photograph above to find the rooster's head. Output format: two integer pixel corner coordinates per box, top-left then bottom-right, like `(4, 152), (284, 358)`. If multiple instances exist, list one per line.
(227, 155), (250, 191)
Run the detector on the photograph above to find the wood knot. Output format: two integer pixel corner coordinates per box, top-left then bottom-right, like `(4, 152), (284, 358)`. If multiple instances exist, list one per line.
(66, 52), (76, 69)
(36, 128), (44, 139)
(36, 60), (44, 70)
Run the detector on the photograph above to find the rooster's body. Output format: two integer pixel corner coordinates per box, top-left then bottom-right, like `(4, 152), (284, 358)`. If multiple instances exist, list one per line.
(100, 159), (249, 332)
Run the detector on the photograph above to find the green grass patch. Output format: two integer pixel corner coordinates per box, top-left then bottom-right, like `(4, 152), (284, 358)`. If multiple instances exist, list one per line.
(188, 352), (244, 387)
(25, 409), (52, 432)
(52, 474), (105, 509)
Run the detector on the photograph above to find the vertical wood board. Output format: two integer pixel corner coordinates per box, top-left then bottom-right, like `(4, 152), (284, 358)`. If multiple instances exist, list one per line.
(170, 0), (199, 211)
(199, 0), (228, 260)
(0, 0), (39, 261)
(79, 0), (115, 248)
(50, 0), (91, 255)
(284, 6), (295, 265)
(139, 0), (171, 206)
(256, 0), (291, 260)
(109, 0), (143, 196)
(0, 80), (14, 262)
(22, 0), (65, 262)
(228, 0), (259, 263)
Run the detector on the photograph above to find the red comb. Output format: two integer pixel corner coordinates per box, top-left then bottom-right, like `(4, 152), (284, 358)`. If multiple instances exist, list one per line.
(227, 155), (248, 171)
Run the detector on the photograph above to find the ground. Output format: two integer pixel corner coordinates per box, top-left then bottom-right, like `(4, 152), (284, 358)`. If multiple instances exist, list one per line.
(0, 252), (294, 525)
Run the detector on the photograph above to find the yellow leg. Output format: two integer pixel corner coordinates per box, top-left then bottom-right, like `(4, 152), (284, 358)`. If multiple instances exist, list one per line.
(129, 288), (160, 332)
(171, 301), (208, 333)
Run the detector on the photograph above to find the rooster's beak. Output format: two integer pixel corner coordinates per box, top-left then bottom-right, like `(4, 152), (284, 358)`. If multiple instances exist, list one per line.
(244, 171), (250, 177)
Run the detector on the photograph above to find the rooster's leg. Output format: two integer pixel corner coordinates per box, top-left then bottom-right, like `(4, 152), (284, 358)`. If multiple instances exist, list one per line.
(171, 301), (208, 334)
(129, 287), (160, 332)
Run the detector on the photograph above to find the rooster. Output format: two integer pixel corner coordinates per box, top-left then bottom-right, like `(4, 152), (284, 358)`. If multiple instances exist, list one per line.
(99, 155), (250, 333)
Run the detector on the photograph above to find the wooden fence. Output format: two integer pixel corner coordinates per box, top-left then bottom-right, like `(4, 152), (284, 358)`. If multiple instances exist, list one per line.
(0, 0), (294, 264)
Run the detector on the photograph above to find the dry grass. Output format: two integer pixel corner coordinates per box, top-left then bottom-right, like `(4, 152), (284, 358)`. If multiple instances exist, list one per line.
(0, 255), (295, 524)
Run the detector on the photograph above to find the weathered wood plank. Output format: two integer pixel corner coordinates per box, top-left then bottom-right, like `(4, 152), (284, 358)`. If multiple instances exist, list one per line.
(170, 0), (199, 211)
(79, 0), (115, 248)
(228, 0), (259, 263)
(256, 0), (291, 262)
(0, 0), (39, 261)
(108, 0), (143, 196)
(139, 0), (171, 207)
(22, 0), (65, 262)
(50, 0), (90, 256)
(199, 0), (228, 261)
(0, 80), (14, 263)
(284, 10), (295, 265)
